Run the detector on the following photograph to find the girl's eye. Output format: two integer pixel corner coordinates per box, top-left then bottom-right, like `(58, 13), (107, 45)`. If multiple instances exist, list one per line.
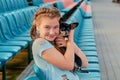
(55, 26), (59, 29)
(45, 26), (50, 29)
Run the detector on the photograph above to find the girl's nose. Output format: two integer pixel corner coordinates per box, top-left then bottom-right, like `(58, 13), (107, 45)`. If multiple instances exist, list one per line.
(49, 29), (55, 35)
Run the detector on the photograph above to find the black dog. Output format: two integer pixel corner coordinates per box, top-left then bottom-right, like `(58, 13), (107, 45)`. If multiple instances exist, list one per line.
(59, 22), (88, 73)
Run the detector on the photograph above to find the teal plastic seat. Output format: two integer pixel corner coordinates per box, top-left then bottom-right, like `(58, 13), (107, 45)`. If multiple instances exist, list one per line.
(55, 1), (70, 13)
(0, 46), (21, 54)
(83, 51), (98, 57)
(0, 23), (28, 49)
(0, 0), (5, 13)
(24, 75), (39, 80)
(0, 52), (14, 63)
(77, 72), (101, 80)
(0, 52), (14, 80)
(33, 64), (46, 80)
(79, 46), (97, 51)
(32, 0), (44, 6)
(32, 0), (54, 8)
(82, 63), (100, 72)
(0, 16), (31, 42)
(0, 14), (32, 75)
(79, 4), (92, 19)
(78, 42), (96, 46)
(0, 0), (8, 12)
(11, 11), (30, 36)
(87, 56), (99, 63)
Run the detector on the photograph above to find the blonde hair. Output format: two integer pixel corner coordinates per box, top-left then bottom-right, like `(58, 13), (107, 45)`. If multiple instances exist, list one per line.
(30, 7), (61, 40)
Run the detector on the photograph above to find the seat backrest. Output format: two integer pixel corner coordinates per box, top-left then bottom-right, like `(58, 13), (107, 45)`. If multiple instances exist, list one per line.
(11, 11), (28, 33)
(0, 0), (9, 12)
(0, 1), (5, 13)
(66, 9), (83, 41)
(32, 0), (44, 6)
(3, 0), (29, 12)
(0, 16), (13, 40)
(55, 1), (64, 11)
(22, 9), (36, 27)
(33, 64), (46, 80)
(5, 0), (14, 11)
(0, 19), (7, 42)
(62, 0), (74, 8)
(3, 13), (20, 36)
(17, 0), (29, 9)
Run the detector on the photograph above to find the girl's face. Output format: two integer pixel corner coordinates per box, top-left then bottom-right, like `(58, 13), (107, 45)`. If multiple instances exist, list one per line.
(37, 17), (60, 41)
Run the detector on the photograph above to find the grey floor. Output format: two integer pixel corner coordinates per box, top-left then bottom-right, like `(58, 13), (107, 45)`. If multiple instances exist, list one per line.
(91, 0), (120, 80)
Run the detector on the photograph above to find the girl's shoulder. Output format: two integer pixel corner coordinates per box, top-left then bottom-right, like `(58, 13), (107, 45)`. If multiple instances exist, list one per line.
(34, 38), (48, 45)
(32, 38), (54, 56)
(33, 38), (54, 49)
(33, 38), (52, 45)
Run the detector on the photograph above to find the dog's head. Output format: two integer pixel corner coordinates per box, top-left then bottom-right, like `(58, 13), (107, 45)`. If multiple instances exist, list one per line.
(59, 22), (79, 40)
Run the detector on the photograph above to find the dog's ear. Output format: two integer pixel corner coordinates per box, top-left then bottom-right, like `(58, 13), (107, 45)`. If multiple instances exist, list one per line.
(59, 17), (64, 24)
(70, 22), (79, 29)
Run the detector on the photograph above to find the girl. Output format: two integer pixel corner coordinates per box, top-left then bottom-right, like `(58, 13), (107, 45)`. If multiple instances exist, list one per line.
(30, 7), (88, 80)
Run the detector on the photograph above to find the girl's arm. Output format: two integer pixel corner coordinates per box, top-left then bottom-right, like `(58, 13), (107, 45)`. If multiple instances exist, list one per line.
(42, 30), (75, 70)
(73, 43), (88, 68)
(42, 41), (74, 70)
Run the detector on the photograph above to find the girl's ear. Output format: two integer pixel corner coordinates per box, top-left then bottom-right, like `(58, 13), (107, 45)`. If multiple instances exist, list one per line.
(70, 22), (79, 29)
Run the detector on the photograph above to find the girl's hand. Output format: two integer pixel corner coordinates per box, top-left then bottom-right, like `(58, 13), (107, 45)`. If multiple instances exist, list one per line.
(55, 36), (67, 47)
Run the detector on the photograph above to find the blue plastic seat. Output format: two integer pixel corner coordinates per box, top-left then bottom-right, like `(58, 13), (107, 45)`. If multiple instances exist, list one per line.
(22, 9), (36, 28)
(0, 52), (14, 63)
(79, 6), (92, 18)
(78, 1), (92, 19)
(83, 51), (98, 57)
(3, 13), (29, 37)
(55, 1), (70, 13)
(0, 61), (2, 66)
(0, 52), (14, 80)
(87, 57), (99, 63)
(64, 2), (101, 80)
(0, 0), (8, 13)
(78, 42), (96, 46)
(0, 46), (21, 54)
(24, 75), (39, 80)
(11, 12), (30, 36)
(32, 0), (44, 6)
(5, 0), (15, 11)
(33, 64), (46, 80)
(74, 0), (82, 2)
(87, 63), (100, 69)
(0, 16), (32, 42)
(76, 72), (101, 80)
(32, 0), (54, 9)
(0, 15), (32, 63)
(0, 18), (28, 49)
(79, 46), (97, 51)
(77, 38), (95, 43)
(82, 63), (100, 72)
(0, 0), (5, 13)
(0, 0), (37, 15)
